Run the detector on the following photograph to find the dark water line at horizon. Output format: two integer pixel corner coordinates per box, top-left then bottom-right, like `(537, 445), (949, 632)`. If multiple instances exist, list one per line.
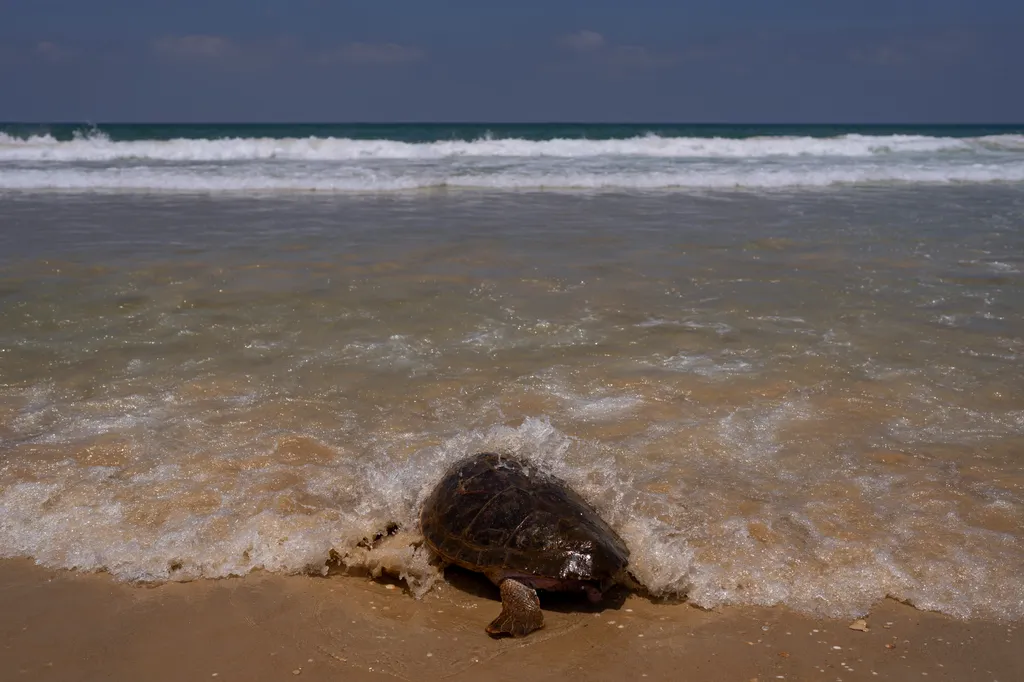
(3, 122), (1024, 143)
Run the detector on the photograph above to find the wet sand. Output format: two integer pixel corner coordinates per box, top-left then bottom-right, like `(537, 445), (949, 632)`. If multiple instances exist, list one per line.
(1, 559), (1019, 682)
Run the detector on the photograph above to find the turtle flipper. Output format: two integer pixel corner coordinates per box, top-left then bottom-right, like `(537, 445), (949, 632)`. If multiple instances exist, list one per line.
(486, 579), (544, 637)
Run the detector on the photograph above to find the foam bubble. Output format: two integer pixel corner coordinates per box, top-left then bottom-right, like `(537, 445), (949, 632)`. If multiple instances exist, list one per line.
(0, 132), (990, 162)
(3, 412), (1021, 621)
(3, 163), (1024, 193)
(658, 351), (759, 378)
(1, 132), (1023, 193)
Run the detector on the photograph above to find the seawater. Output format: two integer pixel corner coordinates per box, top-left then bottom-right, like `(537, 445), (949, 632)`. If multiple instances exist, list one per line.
(0, 124), (1023, 622)
(1, 122), (1024, 191)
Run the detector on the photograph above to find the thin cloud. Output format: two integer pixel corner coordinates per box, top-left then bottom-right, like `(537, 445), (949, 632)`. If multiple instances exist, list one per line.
(35, 41), (72, 62)
(556, 30), (676, 73)
(607, 45), (676, 69)
(849, 44), (906, 66)
(148, 35), (422, 69)
(848, 31), (976, 67)
(152, 35), (235, 60)
(560, 30), (606, 52)
(322, 42), (425, 65)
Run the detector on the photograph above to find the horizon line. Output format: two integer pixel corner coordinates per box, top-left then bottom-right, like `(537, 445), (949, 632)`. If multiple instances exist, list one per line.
(3, 120), (1024, 127)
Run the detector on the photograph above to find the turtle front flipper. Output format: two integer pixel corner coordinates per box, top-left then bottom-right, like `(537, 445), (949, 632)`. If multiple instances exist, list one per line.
(486, 579), (544, 637)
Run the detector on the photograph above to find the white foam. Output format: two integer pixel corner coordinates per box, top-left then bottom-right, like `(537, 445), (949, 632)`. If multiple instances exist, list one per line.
(3, 161), (1024, 193)
(660, 352), (759, 378)
(461, 320), (594, 351)
(2, 131), (1023, 193)
(986, 261), (1020, 273)
(572, 396), (643, 418)
(0, 132), (995, 162)
(341, 335), (438, 373)
(2, 406), (1023, 621)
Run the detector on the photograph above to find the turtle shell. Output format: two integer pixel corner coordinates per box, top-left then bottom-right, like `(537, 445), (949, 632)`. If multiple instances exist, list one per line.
(420, 452), (629, 582)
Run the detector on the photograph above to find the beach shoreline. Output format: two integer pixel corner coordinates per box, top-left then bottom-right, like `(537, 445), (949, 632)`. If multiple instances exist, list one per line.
(2, 558), (1019, 682)
(2, 185), (1022, 680)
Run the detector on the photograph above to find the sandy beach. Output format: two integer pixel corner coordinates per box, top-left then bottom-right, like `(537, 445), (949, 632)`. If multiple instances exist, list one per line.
(2, 559), (1020, 682)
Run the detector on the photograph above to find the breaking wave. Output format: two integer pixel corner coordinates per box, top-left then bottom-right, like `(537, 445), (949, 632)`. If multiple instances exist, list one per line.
(1, 131), (1023, 192)
(4, 131), (1022, 162)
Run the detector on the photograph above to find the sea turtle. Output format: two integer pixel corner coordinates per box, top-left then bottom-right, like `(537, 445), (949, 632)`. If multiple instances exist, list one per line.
(420, 451), (630, 637)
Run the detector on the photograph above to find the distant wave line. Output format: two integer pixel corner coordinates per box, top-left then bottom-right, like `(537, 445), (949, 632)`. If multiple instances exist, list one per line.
(3, 162), (1024, 193)
(2, 132), (1024, 163)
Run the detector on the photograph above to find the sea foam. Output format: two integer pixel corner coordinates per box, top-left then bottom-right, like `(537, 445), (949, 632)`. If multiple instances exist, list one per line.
(0, 132), (1002, 162)
(1, 162), (1023, 193)
(1, 132), (1023, 192)
(2, 415), (1022, 621)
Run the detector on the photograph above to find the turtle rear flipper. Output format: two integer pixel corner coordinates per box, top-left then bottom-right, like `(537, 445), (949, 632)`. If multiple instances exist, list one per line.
(486, 579), (544, 637)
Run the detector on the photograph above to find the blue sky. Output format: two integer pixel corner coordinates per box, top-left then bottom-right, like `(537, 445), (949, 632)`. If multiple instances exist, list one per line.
(2, 1), (1022, 122)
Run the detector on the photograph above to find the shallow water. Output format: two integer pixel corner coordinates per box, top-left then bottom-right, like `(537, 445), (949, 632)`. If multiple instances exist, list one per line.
(1, 188), (1022, 621)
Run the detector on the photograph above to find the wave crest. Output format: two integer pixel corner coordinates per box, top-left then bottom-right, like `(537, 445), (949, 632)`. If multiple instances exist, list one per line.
(1, 132), (1017, 163)
(2, 131), (1023, 192)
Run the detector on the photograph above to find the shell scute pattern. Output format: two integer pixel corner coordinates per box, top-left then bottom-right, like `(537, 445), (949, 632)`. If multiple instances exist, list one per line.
(420, 452), (629, 583)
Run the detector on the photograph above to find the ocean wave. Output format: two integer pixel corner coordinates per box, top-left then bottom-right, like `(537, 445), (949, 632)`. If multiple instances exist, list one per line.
(2, 131), (1021, 163)
(2, 416), (1021, 621)
(2, 130), (1023, 193)
(2, 161), (1024, 192)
